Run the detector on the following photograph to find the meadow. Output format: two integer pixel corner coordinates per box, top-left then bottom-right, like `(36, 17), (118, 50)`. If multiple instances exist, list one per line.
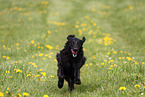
(0, 0), (145, 97)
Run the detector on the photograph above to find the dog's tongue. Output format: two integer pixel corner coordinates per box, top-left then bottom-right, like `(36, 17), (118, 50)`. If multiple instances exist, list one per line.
(71, 49), (77, 57)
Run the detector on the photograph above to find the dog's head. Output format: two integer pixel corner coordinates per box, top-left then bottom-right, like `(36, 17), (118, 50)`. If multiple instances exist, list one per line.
(67, 35), (86, 57)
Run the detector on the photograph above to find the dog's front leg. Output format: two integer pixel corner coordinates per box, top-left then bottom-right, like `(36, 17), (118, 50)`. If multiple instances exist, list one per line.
(74, 69), (81, 85)
(58, 66), (64, 89)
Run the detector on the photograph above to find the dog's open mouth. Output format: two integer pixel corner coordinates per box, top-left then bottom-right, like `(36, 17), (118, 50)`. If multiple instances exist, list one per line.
(71, 49), (78, 57)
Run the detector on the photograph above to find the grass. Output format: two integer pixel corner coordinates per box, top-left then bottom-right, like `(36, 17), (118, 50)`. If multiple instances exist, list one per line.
(0, 0), (145, 97)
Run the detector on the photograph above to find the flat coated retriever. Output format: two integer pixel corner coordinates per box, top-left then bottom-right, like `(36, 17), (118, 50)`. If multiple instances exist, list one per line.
(56, 35), (86, 92)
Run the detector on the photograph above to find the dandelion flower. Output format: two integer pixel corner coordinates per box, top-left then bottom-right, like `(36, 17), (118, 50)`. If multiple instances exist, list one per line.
(51, 76), (55, 78)
(16, 69), (22, 73)
(134, 84), (140, 88)
(45, 45), (53, 49)
(41, 72), (46, 76)
(39, 53), (43, 56)
(54, 59), (57, 61)
(119, 87), (126, 90)
(9, 76), (13, 78)
(36, 75), (40, 77)
(114, 64), (117, 66)
(47, 31), (51, 34)
(43, 95), (49, 97)
(26, 74), (31, 77)
(39, 69), (43, 71)
(110, 65), (113, 67)
(107, 52), (110, 55)
(129, 5), (133, 10)
(23, 92), (29, 96)
(31, 40), (34, 44)
(16, 93), (21, 97)
(90, 63), (93, 65)
(0, 92), (4, 97)
(2, 56), (6, 58)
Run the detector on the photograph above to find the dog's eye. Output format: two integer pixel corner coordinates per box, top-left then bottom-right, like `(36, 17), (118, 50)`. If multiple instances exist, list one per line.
(77, 41), (81, 45)
(72, 41), (75, 45)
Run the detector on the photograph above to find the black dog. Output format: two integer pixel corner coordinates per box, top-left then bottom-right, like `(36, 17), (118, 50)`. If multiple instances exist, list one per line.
(56, 35), (86, 92)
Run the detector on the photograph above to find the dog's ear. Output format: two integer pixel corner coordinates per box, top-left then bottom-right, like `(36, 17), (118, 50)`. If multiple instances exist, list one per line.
(67, 35), (75, 41)
(82, 37), (86, 43)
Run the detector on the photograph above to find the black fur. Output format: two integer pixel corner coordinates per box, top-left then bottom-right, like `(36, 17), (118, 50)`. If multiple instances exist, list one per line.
(56, 35), (86, 92)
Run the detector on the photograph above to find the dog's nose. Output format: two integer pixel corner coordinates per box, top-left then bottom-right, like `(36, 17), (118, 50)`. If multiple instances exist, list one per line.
(73, 48), (78, 52)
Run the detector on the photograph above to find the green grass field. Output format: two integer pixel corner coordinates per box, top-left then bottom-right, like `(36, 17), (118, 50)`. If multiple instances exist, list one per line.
(0, 0), (145, 97)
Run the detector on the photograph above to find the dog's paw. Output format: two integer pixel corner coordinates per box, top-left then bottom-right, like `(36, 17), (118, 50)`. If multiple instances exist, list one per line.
(58, 78), (64, 89)
(74, 79), (81, 85)
(58, 81), (63, 89)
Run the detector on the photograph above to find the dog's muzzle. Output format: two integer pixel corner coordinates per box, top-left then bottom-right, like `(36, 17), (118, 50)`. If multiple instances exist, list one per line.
(71, 49), (78, 57)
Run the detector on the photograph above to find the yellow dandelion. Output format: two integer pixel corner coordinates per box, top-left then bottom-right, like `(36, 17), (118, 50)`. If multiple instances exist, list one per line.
(50, 52), (53, 54)
(6, 57), (10, 59)
(34, 65), (37, 68)
(110, 65), (113, 67)
(31, 40), (34, 44)
(39, 53), (43, 56)
(128, 53), (131, 56)
(36, 75), (40, 77)
(101, 63), (104, 65)
(142, 62), (144, 64)
(49, 56), (52, 58)
(29, 62), (32, 64)
(114, 64), (117, 66)
(119, 87), (126, 90)
(39, 69), (43, 71)
(6, 71), (10, 73)
(129, 5), (133, 10)
(104, 60), (107, 62)
(51, 76), (55, 78)
(107, 52), (110, 55)
(26, 74), (31, 77)
(93, 23), (96, 26)
(47, 31), (51, 34)
(54, 59), (57, 61)
(16, 69), (22, 73)
(41, 72), (46, 76)
(90, 63), (93, 65)
(0, 92), (4, 97)
(134, 84), (140, 88)
(75, 25), (79, 28)
(109, 68), (112, 70)
(43, 95), (49, 97)
(2, 56), (6, 58)
(9, 76), (12, 78)
(45, 45), (53, 49)
(23, 92), (29, 96)
(16, 93), (21, 97)
(113, 51), (117, 54)
(86, 64), (88, 66)
(15, 43), (20, 46)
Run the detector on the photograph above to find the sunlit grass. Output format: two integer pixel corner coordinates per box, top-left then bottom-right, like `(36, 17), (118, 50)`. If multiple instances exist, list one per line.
(0, 0), (145, 97)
